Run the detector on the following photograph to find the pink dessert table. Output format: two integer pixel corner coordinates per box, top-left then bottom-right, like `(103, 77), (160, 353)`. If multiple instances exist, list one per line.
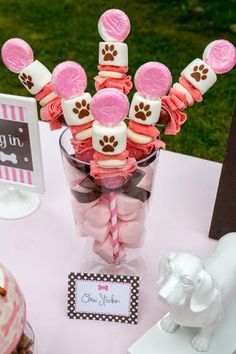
(0, 122), (221, 354)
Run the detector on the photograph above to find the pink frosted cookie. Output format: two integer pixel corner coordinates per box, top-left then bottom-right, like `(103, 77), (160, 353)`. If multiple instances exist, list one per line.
(203, 39), (236, 74)
(1, 38), (34, 73)
(0, 263), (26, 354)
(134, 61), (172, 99)
(98, 9), (130, 42)
(52, 61), (87, 99)
(90, 88), (129, 125)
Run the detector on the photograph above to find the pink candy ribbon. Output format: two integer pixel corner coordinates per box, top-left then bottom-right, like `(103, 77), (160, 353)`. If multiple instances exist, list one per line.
(40, 97), (64, 130)
(162, 77), (203, 135)
(94, 75), (133, 95)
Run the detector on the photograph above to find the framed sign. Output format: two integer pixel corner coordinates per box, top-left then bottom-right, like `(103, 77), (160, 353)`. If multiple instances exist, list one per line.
(0, 93), (44, 193)
(67, 272), (140, 324)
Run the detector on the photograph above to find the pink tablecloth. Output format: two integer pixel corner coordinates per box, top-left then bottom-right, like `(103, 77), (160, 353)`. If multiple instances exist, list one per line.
(0, 122), (221, 354)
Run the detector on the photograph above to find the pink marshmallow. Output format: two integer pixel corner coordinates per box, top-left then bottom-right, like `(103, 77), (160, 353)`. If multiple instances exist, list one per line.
(118, 220), (145, 245)
(93, 235), (125, 264)
(84, 202), (111, 227)
(81, 220), (110, 242)
(116, 193), (144, 216)
(118, 205), (145, 221)
(98, 9), (130, 42)
(203, 39), (236, 74)
(90, 88), (129, 126)
(134, 61), (172, 99)
(1, 38), (34, 73)
(52, 61), (87, 99)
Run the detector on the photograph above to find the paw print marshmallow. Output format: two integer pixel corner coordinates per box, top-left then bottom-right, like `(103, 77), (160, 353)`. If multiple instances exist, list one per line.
(159, 39), (236, 135)
(2, 38), (51, 95)
(52, 61), (93, 127)
(181, 39), (236, 95)
(95, 9), (132, 94)
(90, 88), (129, 159)
(127, 62), (172, 159)
(98, 9), (130, 67)
(52, 61), (95, 162)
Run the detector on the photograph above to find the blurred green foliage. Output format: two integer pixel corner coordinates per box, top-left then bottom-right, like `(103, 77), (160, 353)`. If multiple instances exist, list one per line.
(0, 0), (235, 162)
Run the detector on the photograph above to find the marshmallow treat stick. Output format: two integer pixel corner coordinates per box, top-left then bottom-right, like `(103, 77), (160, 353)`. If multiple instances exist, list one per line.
(52, 61), (95, 162)
(90, 88), (135, 262)
(95, 9), (133, 94)
(1, 38), (64, 130)
(159, 39), (236, 135)
(127, 61), (172, 160)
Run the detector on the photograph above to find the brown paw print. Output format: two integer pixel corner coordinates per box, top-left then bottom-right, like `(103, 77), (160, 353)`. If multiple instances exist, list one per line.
(134, 102), (152, 121)
(99, 135), (118, 153)
(191, 65), (208, 82)
(102, 44), (118, 61)
(72, 99), (90, 119)
(20, 73), (34, 89)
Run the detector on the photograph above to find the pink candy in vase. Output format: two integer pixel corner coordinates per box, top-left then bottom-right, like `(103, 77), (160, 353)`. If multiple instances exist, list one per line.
(95, 9), (133, 94)
(52, 61), (95, 163)
(127, 61), (172, 160)
(1, 38), (64, 130)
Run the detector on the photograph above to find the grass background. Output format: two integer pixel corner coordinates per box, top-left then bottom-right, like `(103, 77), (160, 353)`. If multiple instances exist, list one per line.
(0, 0), (235, 162)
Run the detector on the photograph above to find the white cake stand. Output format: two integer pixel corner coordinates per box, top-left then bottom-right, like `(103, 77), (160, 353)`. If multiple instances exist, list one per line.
(0, 185), (40, 220)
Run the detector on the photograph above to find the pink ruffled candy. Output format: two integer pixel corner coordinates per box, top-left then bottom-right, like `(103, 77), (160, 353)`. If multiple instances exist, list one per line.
(1, 38), (34, 73)
(98, 9), (130, 42)
(90, 88), (129, 125)
(203, 39), (236, 74)
(52, 61), (87, 99)
(134, 62), (172, 99)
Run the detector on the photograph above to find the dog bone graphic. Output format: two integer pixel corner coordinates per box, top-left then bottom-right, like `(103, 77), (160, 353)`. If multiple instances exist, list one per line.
(0, 151), (18, 164)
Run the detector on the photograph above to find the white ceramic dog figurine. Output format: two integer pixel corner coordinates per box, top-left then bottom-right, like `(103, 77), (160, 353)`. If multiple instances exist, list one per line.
(157, 232), (236, 352)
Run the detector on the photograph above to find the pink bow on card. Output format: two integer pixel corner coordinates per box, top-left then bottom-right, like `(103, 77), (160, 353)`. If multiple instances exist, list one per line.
(98, 284), (108, 291)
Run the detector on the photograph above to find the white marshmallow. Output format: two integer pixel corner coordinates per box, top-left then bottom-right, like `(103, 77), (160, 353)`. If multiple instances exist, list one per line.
(129, 92), (161, 125)
(127, 128), (152, 144)
(62, 93), (94, 126)
(18, 60), (51, 95)
(97, 159), (126, 167)
(172, 83), (194, 105)
(39, 92), (58, 106)
(181, 58), (217, 95)
(92, 121), (127, 155)
(99, 42), (128, 67)
(98, 71), (124, 78)
(74, 128), (92, 140)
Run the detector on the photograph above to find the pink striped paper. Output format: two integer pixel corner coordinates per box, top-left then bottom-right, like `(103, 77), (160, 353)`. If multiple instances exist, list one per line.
(0, 103), (33, 185)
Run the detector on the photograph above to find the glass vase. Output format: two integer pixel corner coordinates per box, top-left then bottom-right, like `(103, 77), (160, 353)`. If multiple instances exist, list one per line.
(60, 128), (159, 278)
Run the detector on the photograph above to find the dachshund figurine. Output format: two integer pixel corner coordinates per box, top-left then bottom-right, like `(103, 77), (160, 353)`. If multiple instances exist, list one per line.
(157, 232), (236, 352)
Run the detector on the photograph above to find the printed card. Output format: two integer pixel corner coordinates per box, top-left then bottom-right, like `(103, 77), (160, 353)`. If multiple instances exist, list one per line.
(67, 272), (140, 324)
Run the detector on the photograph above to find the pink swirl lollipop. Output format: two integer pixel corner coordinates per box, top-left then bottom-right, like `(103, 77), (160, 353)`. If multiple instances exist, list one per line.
(1, 38), (34, 73)
(98, 9), (131, 42)
(90, 88), (129, 125)
(52, 61), (87, 99)
(203, 39), (236, 74)
(134, 62), (172, 99)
